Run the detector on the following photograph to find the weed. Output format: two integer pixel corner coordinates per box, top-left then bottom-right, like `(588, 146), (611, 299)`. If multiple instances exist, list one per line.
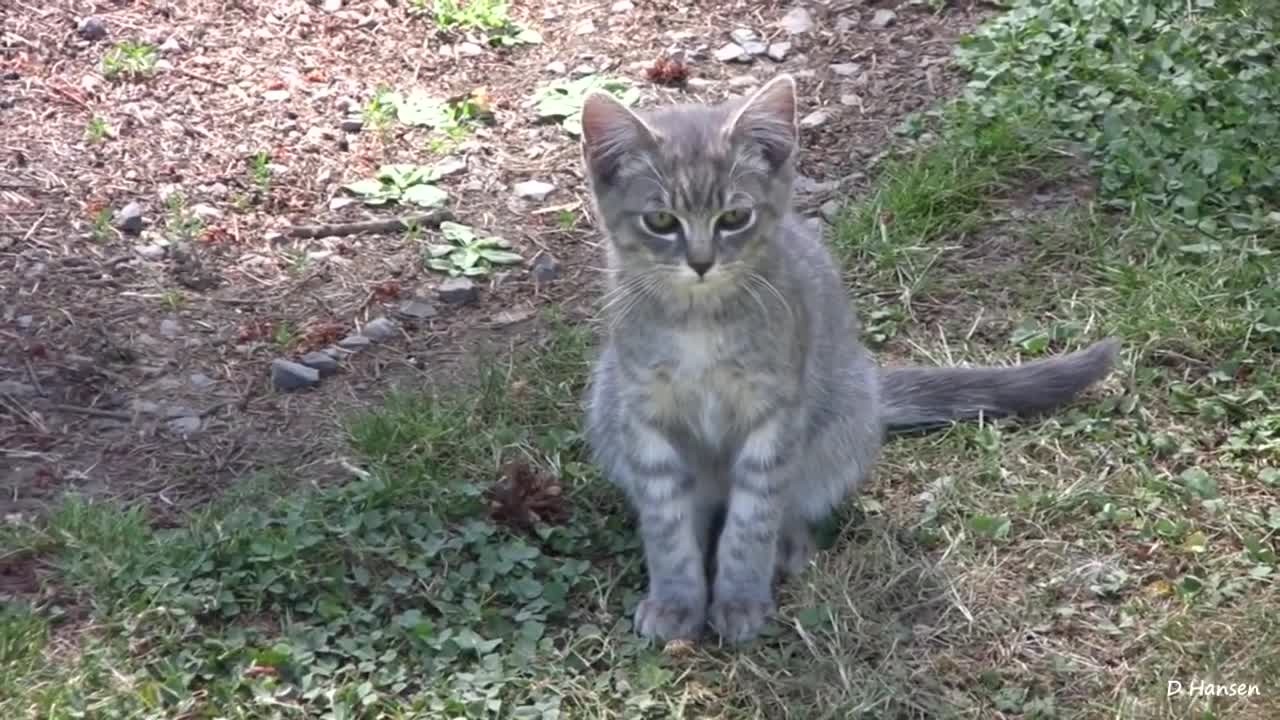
(100, 40), (157, 81)
(424, 221), (523, 277)
(248, 151), (272, 191)
(554, 208), (577, 232)
(83, 115), (111, 143)
(362, 84), (399, 136)
(89, 207), (114, 241)
(344, 163), (450, 207)
(533, 75), (640, 135)
(422, 0), (542, 46)
(161, 289), (185, 311)
(161, 192), (204, 242)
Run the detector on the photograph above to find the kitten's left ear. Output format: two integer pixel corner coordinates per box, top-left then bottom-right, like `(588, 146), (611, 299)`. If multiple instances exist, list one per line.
(722, 74), (799, 169)
(580, 90), (658, 185)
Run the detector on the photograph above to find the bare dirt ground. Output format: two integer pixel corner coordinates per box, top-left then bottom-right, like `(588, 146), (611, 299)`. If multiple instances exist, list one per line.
(1, 0), (983, 518)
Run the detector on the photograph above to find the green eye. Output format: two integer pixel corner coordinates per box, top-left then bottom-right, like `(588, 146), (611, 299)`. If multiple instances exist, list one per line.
(716, 208), (753, 231)
(641, 211), (680, 235)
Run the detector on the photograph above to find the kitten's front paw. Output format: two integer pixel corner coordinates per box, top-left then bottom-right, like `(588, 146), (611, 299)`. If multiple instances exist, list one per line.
(634, 593), (706, 641)
(708, 593), (775, 644)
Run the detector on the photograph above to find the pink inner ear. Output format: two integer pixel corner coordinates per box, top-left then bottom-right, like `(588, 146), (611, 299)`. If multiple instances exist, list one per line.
(733, 75), (797, 135)
(581, 93), (641, 152)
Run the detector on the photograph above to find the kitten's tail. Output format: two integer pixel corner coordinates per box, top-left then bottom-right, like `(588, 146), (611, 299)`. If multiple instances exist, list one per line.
(878, 338), (1120, 433)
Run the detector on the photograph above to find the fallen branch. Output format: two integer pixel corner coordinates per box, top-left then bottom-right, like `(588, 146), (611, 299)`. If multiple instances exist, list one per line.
(282, 210), (453, 239)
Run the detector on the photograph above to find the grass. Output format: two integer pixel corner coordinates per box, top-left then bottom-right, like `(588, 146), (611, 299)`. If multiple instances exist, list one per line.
(5, 1), (1280, 718)
(101, 40), (157, 81)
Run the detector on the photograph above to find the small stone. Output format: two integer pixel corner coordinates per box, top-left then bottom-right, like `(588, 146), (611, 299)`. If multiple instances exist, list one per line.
(780, 7), (814, 35)
(272, 358), (320, 391)
(611, 0), (635, 12)
(77, 16), (108, 42)
(339, 117), (363, 133)
(189, 372), (214, 389)
(300, 351), (339, 377)
(159, 37), (182, 54)
(263, 89), (291, 102)
(397, 298), (438, 319)
(338, 334), (371, 350)
(800, 110), (831, 129)
(159, 318), (181, 338)
(544, 61), (567, 74)
(513, 180), (556, 201)
(714, 43), (748, 63)
(0, 380), (35, 397)
(363, 316), (399, 342)
(730, 28), (759, 46)
(531, 252), (560, 283)
(16, 315), (32, 329)
(135, 244), (166, 260)
(166, 416), (202, 434)
(191, 204), (222, 221)
(329, 196), (356, 212)
(574, 19), (596, 35)
(766, 42), (791, 62)
(740, 40), (767, 56)
(437, 277), (478, 305)
(840, 93), (861, 107)
(130, 399), (161, 415)
(687, 77), (717, 90)
(830, 62), (859, 77)
(820, 199), (842, 223)
(571, 63), (597, 77)
(322, 346), (343, 358)
(322, 0), (343, 11)
(728, 75), (758, 89)
(113, 202), (144, 234)
(870, 9), (897, 29)
(428, 159), (462, 180)
(457, 42), (484, 56)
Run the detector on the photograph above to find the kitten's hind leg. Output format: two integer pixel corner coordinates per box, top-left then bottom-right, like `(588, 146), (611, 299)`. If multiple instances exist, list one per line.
(775, 514), (816, 582)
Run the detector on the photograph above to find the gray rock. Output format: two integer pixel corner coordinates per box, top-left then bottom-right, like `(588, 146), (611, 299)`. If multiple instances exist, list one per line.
(714, 43), (748, 63)
(338, 334), (372, 350)
(571, 63), (597, 77)
(159, 317), (181, 338)
(135, 244), (166, 260)
(574, 19), (596, 35)
(363, 316), (399, 342)
(766, 42), (791, 62)
(166, 416), (202, 435)
(397, 298), (438, 319)
(780, 7), (814, 35)
(0, 380), (36, 397)
(830, 62), (859, 76)
(870, 9), (897, 29)
(77, 16), (108, 42)
(820, 199), (842, 223)
(130, 399), (161, 415)
(544, 61), (567, 74)
(611, 0), (635, 12)
(189, 373), (214, 389)
(16, 315), (32, 329)
(433, 157), (466, 178)
(113, 202), (144, 234)
(322, 0), (343, 11)
(740, 40), (768, 57)
(300, 351), (339, 377)
(458, 42), (484, 56)
(531, 252), (560, 283)
(322, 346), (343, 358)
(730, 28), (760, 46)
(800, 110), (831, 129)
(191, 204), (222, 221)
(513, 180), (555, 201)
(339, 117), (364, 133)
(271, 359), (320, 391)
(840, 93), (862, 107)
(437, 277), (478, 305)
(159, 37), (182, 54)
(728, 75), (758, 89)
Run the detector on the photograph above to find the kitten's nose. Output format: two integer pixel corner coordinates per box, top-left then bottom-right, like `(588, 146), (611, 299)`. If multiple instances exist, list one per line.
(688, 259), (713, 277)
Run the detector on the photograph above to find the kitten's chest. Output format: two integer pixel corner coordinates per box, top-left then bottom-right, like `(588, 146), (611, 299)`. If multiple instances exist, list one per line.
(633, 326), (782, 442)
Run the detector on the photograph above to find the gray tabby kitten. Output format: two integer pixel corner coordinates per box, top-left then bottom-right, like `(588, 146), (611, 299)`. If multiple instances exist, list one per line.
(579, 74), (1118, 645)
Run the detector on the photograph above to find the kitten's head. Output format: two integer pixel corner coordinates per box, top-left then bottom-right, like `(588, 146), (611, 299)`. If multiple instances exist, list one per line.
(580, 75), (799, 306)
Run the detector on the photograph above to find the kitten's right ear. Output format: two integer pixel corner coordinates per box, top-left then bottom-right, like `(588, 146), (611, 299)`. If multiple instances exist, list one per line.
(580, 91), (657, 185)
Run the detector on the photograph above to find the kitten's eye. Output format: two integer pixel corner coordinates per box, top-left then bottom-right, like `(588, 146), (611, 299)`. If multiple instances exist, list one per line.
(641, 211), (680, 235)
(716, 208), (754, 232)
